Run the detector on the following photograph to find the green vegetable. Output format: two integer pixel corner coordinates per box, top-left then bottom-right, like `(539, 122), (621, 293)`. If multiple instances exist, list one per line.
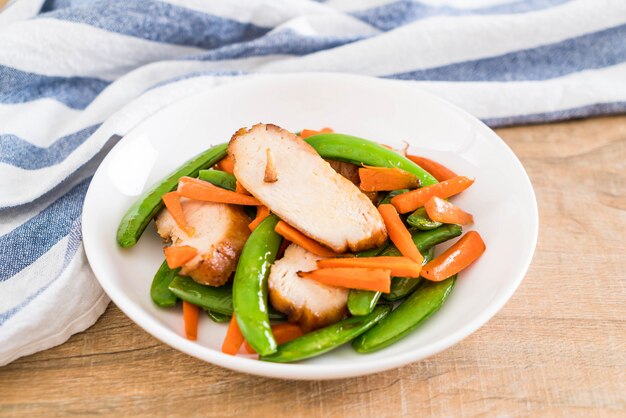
(150, 261), (180, 307)
(383, 225), (462, 301)
(385, 247), (434, 302)
(305, 134), (437, 187)
(206, 310), (231, 323)
(233, 215), (283, 356)
(168, 275), (284, 319)
(168, 276), (234, 315)
(116, 143), (228, 248)
(260, 305), (391, 363)
(379, 189), (409, 205)
(407, 207), (442, 230)
(353, 276), (456, 353)
(198, 169), (237, 191)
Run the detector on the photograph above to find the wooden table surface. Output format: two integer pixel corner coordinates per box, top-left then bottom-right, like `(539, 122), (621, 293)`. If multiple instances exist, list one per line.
(1, 116), (625, 417)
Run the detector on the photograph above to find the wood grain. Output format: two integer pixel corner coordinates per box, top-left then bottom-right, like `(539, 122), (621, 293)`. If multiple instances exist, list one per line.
(1, 116), (625, 418)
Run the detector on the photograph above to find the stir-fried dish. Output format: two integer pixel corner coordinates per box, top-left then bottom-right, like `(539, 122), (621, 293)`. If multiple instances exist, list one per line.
(116, 124), (486, 362)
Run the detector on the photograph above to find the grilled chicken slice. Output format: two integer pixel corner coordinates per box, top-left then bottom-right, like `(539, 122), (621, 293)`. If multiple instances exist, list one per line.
(328, 160), (378, 203)
(229, 124), (387, 253)
(269, 244), (348, 330)
(156, 198), (250, 286)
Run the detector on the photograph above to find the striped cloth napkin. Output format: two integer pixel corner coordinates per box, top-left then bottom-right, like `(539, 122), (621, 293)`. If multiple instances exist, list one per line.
(1, 0), (624, 365)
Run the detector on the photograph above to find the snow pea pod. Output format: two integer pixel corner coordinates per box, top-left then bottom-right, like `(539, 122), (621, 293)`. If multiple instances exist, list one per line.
(150, 261), (180, 308)
(353, 276), (456, 353)
(407, 207), (442, 230)
(348, 224), (462, 315)
(233, 215), (283, 356)
(260, 305), (391, 363)
(198, 169), (237, 191)
(305, 134), (438, 186)
(385, 247), (434, 302)
(206, 310), (231, 323)
(379, 189), (409, 205)
(117, 143), (228, 248)
(168, 275), (284, 319)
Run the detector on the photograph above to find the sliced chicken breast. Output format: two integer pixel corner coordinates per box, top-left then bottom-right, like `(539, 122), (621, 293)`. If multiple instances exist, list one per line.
(269, 244), (348, 330)
(156, 198), (250, 286)
(229, 124), (387, 253)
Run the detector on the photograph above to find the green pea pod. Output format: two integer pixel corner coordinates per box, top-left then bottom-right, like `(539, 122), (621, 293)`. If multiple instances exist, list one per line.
(385, 247), (434, 302)
(260, 305), (391, 363)
(117, 143), (228, 248)
(168, 275), (284, 319)
(198, 169), (237, 191)
(378, 189), (409, 206)
(150, 261), (180, 307)
(407, 207), (442, 230)
(353, 276), (456, 353)
(233, 215), (282, 356)
(206, 310), (231, 323)
(305, 134), (438, 187)
(168, 276), (233, 315)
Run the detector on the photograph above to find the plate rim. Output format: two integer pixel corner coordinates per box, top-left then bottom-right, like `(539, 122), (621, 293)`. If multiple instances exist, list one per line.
(82, 72), (539, 380)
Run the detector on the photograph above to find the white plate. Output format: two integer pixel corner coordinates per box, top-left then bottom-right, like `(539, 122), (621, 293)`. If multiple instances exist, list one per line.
(83, 73), (538, 380)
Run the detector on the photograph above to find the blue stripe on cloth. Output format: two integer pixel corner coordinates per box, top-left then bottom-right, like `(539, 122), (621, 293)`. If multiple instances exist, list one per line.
(190, 29), (363, 61)
(386, 23), (626, 81)
(0, 219), (83, 326)
(0, 125), (100, 170)
(0, 66), (109, 109)
(0, 177), (90, 282)
(484, 101), (626, 127)
(41, 0), (271, 50)
(352, 0), (570, 31)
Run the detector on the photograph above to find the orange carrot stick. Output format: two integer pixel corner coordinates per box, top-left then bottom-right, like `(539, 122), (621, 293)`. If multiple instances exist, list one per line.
(424, 196), (473, 225)
(421, 231), (486, 282)
(300, 127), (333, 139)
(275, 221), (337, 257)
(177, 176), (262, 206)
(222, 314), (245, 355)
(182, 301), (199, 340)
(316, 256), (421, 278)
(391, 176), (475, 214)
(164, 245), (197, 269)
(243, 323), (304, 354)
(248, 205), (271, 231)
(161, 191), (195, 237)
(235, 181), (251, 196)
(215, 155), (235, 174)
(358, 166), (420, 192)
(298, 268), (391, 293)
(407, 155), (457, 182)
(378, 204), (423, 264)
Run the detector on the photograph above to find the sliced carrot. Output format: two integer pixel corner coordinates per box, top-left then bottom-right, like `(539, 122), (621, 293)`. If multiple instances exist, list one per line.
(182, 301), (199, 340)
(222, 314), (245, 355)
(407, 155), (457, 182)
(391, 176), (475, 214)
(164, 245), (197, 269)
(248, 205), (271, 231)
(177, 176), (261, 206)
(235, 181), (251, 196)
(275, 221), (337, 257)
(277, 238), (292, 258)
(421, 231), (486, 282)
(317, 256), (421, 278)
(215, 155), (235, 174)
(300, 127), (334, 139)
(378, 204), (423, 264)
(161, 191), (195, 237)
(359, 166), (420, 192)
(298, 268), (391, 293)
(424, 196), (473, 225)
(243, 323), (304, 354)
